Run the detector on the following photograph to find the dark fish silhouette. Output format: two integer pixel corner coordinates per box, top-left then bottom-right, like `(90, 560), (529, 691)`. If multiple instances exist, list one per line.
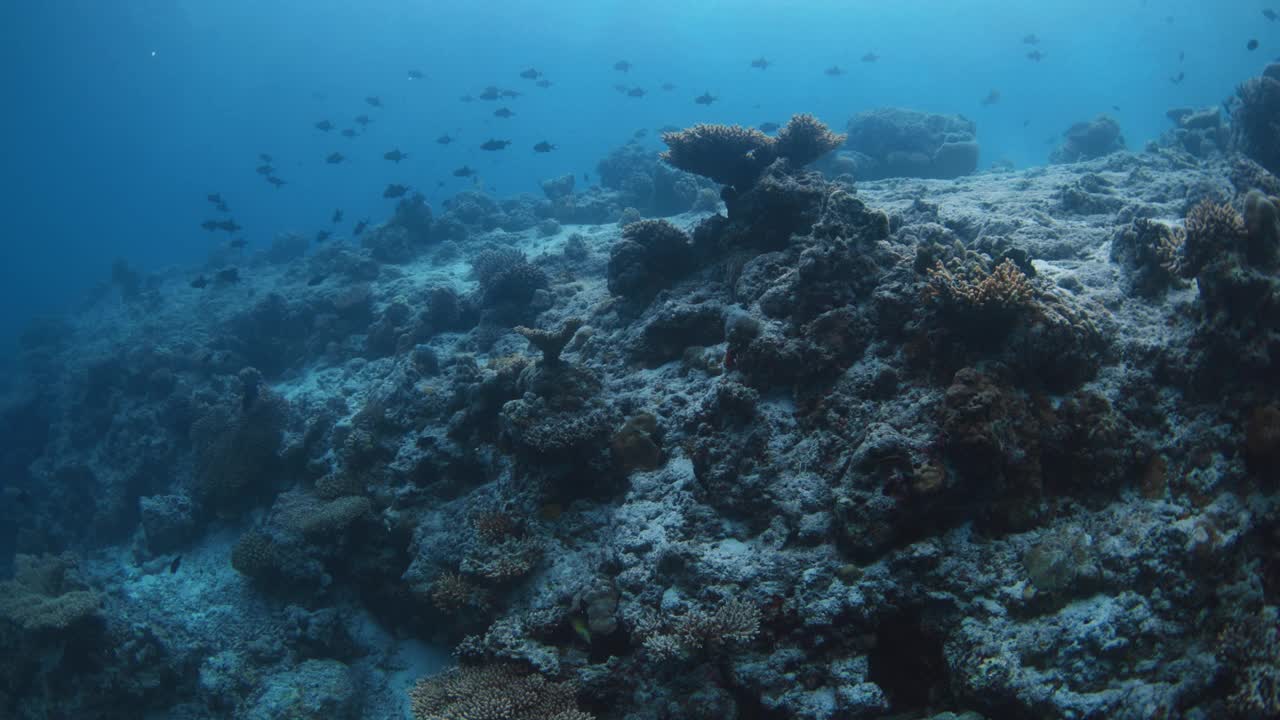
(256, 164), (275, 175)
(332, 209), (343, 223)
(1023, 33), (1040, 45)
(661, 82), (676, 91)
(201, 219), (241, 233)
(861, 52), (880, 63)
(315, 120), (334, 132)
(267, 176), (287, 189)
(453, 166), (476, 177)
(824, 65), (845, 76)
(259, 153), (273, 163)
(353, 219), (369, 235)
(207, 192), (224, 205)
(326, 152), (345, 164)
(1248, 39), (1260, 51)
(437, 133), (454, 145)
(408, 69), (425, 80)
(366, 96), (383, 107)
(614, 60), (632, 72)
(384, 148), (410, 163)
(536, 79), (552, 88)
(533, 141), (556, 153)
(215, 268), (240, 284)
(1170, 71), (1185, 84)
(981, 89), (1001, 106)
(315, 230), (331, 243)
(494, 107), (515, 118)
(750, 57), (770, 70)
(341, 128), (357, 138)
(480, 139), (511, 151)
(479, 86), (501, 101)
(1112, 105), (1121, 112)
(520, 68), (542, 79)
(499, 89), (521, 99)
(460, 94), (475, 102)
(170, 555), (182, 573)
(759, 121), (780, 133)
(355, 114), (371, 126)
(627, 87), (646, 98)
(215, 201), (229, 212)
(1265, 9), (1277, 21)
(1179, 50), (1185, 62)
(694, 91), (717, 105)
(1027, 50), (1044, 61)
(190, 275), (208, 289)
(383, 184), (410, 198)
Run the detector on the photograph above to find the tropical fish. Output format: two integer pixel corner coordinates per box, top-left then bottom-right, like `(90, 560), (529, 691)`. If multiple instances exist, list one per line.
(750, 57), (770, 70)
(355, 114), (371, 126)
(453, 166), (476, 177)
(258, 153), (273, 163)
(480, 139), (511, 151)
(824, 65), (845, 76)
(1170, 71), (1185, 84)
(1264, 8), (1277, 21)
(332, 209), (344, 223)
(861, 52), (880, 63)
(661, 82), (676, 91)
(341, 128), (357, 138)
(694, 91), (717, 105)
(384, 148), (410, 163)
(614, 60), (632, 72)
(479, 86), (501, 101)
(353, 219), (369, 235)
(366, 96), (383, 107)
(256, 164), (274, 175)
(437, 134), (455, 145)
(493, 107), (515, 118)
(499, 89), (522, 99)
(383, 184), (410, 198)
(408, 69), (425, 80)
(315, 120), (333, 132)
(533, 141), (556, 153)
(981, 89), (1001, 106)
(315, 230), (331, 243)
(1027, 50), (1045, 61)
(627, 87), (646, 98)
(1023, 33), (1040, 45)
(459, 94), (475, 102)
(267, 176), (287, 189)
(536, 79), (552, 88)
(1248, 39), (1260, 51)
(326, 152), (345, 164)
(520, 68), (542, 79)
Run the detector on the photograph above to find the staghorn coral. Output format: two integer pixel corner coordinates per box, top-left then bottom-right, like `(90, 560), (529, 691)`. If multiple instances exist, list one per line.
(925, 258), (1035, 312)
(408, 663), (592, 720)
(774, 112), (847, 167)
(639, 597), (761, 661)
(429, 572), (488, 613)
(661, 123), (777, 189)
(514, 319), (583, 365)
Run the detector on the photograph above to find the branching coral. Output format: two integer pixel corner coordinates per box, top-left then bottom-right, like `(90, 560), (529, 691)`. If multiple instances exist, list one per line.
(1182, 199), (1246, 277)
(0, 553), (101, 632)
(408, 663), (593, 720)
(660, 114), (845, 190)
(926, 258), (1035, 311)
(514, 319), (583, 365)
(774, 112), (847, 167)
(639, 597), (761, 661)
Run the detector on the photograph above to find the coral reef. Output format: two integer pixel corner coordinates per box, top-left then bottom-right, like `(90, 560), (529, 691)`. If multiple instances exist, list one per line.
(1050, 115), (1126, 163)
(1231, 63), (1280, 176)
(661, 114), (845, 190)
(838, 107), (979, 180)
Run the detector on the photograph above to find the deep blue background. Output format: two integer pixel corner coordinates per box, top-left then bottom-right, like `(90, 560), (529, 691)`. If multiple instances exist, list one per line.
(0, 0), (1271, 357)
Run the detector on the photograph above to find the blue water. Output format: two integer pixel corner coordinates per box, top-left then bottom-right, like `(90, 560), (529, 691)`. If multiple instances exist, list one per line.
(0, 0), (1270, 352)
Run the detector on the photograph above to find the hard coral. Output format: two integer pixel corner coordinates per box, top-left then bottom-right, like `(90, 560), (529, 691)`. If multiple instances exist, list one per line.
(0, 552), (101, 632)
(607, 218), (696, 306)
(408, 663), (592, 720)
(661, 114), (844, 190)
(514, 318), (583, 366)
(661, 123), (776, 189)
(926, 258), (1035, 312)
(774, 113), (847, 167)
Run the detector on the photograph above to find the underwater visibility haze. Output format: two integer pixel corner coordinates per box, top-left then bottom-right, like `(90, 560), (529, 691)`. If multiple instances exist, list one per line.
(2, 0), (1280, 717)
